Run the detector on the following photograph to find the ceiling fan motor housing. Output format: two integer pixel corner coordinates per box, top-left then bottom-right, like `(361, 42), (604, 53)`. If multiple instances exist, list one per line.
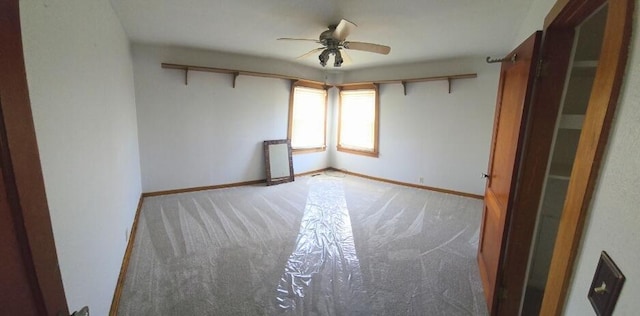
(320, 29), (339, 44)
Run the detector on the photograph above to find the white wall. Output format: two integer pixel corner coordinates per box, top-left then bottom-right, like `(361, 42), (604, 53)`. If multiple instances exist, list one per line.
(516, 0), (640, 314)
(20, 1), (142, 315)
(331, 58), (500, 196)
(512, 0), (556, 46)
(133, 46), (498, 196)
(564, 2), (640, 314)
(132, 44), (329, 192)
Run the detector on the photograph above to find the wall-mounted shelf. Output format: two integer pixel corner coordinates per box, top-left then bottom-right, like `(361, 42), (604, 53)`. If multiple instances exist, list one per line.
(572, 60), (598, 68)
(161, 62), (477, 95)
(559, 114), (585, 130)
(161, 63), (328, 88)
(548, 174), (571, 181)
(549, 162), (572, 179)
(341, 73), (478, 95)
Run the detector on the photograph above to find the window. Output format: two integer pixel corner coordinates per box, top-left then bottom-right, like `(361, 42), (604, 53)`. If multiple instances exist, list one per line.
(338, 84), (379, 157)
(288, 82), (327, 153)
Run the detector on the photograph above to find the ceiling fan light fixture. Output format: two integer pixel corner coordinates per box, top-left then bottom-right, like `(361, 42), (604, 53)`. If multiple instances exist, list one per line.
(333, 50), (343, 67)
(319, 49), (331, 67)
(318, 48), (342, 68)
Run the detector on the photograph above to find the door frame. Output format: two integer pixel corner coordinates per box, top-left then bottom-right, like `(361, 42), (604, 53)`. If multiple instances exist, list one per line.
(0, 1), (68, 315)
(539, 0), (634, 314)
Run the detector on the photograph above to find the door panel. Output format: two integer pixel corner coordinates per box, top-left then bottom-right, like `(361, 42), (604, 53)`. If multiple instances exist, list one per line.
(478, 32), (542, 314)
(490, 66), (527, 206)
(479, 190), (503, 289)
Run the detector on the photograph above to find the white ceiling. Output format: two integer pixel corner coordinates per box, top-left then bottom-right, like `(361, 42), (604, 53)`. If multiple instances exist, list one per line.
(109, 0), (533, 70)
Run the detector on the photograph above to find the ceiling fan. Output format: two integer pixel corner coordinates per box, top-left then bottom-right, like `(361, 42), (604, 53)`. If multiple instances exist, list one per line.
(277, 19), (391, 67)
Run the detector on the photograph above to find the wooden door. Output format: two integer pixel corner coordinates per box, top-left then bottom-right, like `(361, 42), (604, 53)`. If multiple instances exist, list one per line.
(477, 32), (542, 314)
(0, 1), (68, 315)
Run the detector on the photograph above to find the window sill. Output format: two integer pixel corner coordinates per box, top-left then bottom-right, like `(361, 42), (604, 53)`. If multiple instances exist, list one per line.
(337, 146), (379, 158)
(292, 147), (326, 155)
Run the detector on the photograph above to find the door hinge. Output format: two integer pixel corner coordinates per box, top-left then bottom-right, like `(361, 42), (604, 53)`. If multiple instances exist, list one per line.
(498, 286), (508, 301)
(535, 59), (545, 78)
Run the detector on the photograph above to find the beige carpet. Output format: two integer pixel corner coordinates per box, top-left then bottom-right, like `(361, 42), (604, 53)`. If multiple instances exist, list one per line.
(118, 172), (488, 315)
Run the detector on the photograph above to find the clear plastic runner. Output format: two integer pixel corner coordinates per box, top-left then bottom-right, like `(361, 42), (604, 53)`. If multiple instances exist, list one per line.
(276, 177), (369, 315)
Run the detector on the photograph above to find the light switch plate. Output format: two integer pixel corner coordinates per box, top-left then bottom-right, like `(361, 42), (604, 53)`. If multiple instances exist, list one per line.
(588, 251), (625, 316)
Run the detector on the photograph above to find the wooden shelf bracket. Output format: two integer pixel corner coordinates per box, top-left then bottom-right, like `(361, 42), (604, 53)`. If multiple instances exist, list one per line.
(232, 72), (239, 88)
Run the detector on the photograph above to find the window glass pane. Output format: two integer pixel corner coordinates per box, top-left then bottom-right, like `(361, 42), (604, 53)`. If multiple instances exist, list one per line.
(339, 89), (376, 151)
(291, 86), (326, 149)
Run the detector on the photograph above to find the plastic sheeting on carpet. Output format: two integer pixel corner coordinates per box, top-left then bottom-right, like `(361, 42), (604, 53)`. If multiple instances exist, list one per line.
(276, 177), (369, 315)
(118, 173), (488, 315)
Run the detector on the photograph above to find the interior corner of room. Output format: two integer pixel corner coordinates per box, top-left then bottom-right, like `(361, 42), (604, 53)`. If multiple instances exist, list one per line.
(2, 0), (638, 315)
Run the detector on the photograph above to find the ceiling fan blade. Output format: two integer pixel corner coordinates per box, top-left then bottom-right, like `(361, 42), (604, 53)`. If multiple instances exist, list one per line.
(296, 48), (324, 60)
(332, 19), (357, 41)
(343, 41), (391, 55)
(277, 38), (321, 43)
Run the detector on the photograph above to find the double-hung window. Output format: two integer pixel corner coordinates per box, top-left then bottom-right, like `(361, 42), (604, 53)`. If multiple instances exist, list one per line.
(338, 84), (379, 157)
(288, 82), (327, 153)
